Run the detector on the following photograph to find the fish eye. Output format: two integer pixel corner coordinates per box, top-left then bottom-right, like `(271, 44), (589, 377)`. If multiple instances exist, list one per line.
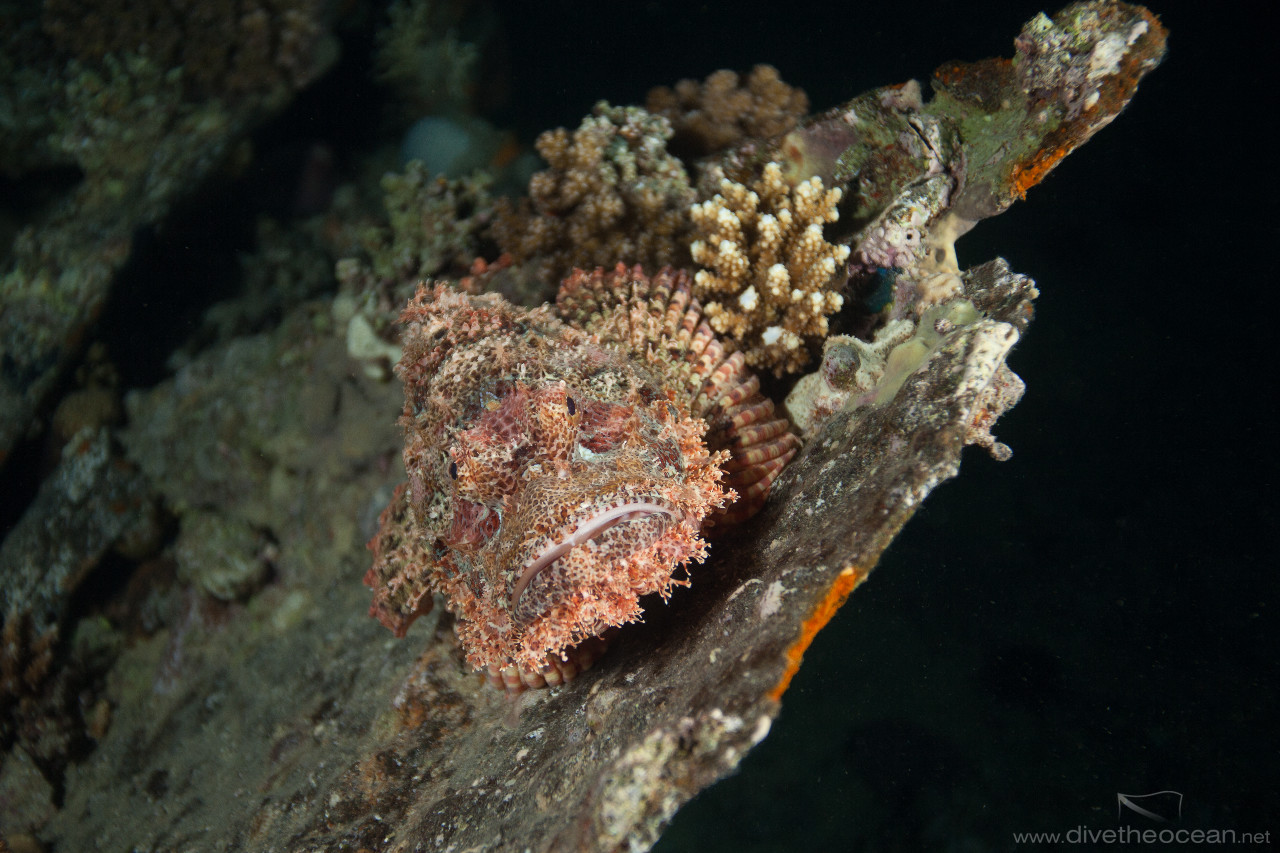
(448, 460), (458, 479)
(566, 397), (576, 416)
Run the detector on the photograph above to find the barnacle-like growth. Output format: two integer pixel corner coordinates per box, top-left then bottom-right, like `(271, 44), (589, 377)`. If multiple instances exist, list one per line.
(646, 64), (808, 157)
(490, 102), (695, 289)
(690, 162), (851, 375)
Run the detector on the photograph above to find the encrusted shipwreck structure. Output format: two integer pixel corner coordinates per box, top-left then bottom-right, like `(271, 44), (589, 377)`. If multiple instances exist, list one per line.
(2, 2), (1165, 850)
(0, 0), (338, 467)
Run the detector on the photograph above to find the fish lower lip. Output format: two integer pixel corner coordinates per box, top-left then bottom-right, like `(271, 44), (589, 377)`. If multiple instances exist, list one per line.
(510, 502), (675, 612)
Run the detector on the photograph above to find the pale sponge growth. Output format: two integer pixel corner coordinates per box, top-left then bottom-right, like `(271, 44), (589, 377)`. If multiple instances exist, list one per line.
(689, 162), (851, 375)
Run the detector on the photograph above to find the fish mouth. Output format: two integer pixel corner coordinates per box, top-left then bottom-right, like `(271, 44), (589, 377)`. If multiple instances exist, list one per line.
(510, 501), (677, 615)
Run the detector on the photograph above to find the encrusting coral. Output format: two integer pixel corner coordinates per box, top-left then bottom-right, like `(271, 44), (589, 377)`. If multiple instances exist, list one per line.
(646, 64), (809, 158)
(365, 265), (798, 690)
(490, 103), (696, 290)
(335, 163), (493, 312)
(333, 164), (497, 375)
(689, 161), (851, 375)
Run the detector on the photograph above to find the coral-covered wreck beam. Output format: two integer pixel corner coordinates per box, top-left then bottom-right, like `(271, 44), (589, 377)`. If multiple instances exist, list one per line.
(752, 1), (1166, 234)
(931, 1), (1167, 219)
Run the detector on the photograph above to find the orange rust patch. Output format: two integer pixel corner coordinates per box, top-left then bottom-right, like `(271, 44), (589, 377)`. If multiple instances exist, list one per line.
(1010, 143), (1072, 200)
(767, 563), (871, 702)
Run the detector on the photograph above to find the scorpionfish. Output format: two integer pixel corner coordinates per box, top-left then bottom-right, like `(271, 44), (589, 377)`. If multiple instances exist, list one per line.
(365, 264), (799, 690)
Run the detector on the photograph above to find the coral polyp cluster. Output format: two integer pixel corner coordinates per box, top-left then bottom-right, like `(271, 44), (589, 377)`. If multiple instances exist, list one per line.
(366, 266), (797, 689)
(690, 162), (851, 375)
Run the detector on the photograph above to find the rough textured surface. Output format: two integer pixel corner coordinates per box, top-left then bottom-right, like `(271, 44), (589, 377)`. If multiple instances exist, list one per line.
(0, 426), (157, 774)
(1, 428), (154, 650)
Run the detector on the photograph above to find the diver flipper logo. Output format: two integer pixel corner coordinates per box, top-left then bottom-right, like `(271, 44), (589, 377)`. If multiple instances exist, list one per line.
(1117, 791), (1183, 823)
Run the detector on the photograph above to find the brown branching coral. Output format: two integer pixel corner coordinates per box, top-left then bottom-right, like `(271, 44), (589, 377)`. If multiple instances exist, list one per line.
(646, 64), (809, 158)
(491, 102), (696, 289)
(690, 161), (850, 375)
(42, 0), (332, 99)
